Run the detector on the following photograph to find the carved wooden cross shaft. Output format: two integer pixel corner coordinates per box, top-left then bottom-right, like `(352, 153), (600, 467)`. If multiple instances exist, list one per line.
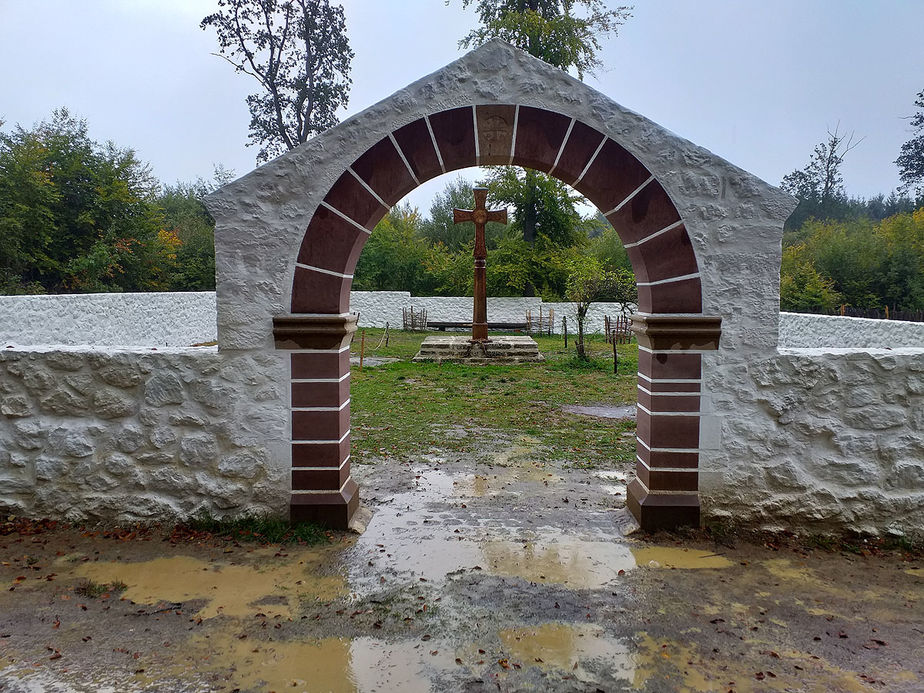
(453, 187), (507, 342)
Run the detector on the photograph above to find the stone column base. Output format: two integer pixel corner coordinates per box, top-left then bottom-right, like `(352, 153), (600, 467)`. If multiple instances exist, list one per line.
(290, 479), (359, 529)
(627, 479), (700, 531)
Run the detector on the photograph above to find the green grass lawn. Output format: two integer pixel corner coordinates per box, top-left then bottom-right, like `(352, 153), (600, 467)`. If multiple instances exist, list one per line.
(349, 328), (638, 469)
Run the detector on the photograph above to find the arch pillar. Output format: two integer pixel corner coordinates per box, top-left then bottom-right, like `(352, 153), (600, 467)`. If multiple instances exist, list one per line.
(273, 313), (358, 528)
(627, 314), (721, 531)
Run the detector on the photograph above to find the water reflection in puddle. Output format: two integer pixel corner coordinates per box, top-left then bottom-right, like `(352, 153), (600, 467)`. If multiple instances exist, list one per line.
(482, 538), (634, 588)
(498, 622), (634, 681)
(452, 467), (558, 497)
(191, 624), (636, 692)
(351, 467), (634, 590)
(189, 632), (456, 692)
(73, 549), (346, 620)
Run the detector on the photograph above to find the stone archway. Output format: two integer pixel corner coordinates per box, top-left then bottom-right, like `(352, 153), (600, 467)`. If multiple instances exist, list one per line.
(206, 40), (794, 533)
(273, 103), (722, 531)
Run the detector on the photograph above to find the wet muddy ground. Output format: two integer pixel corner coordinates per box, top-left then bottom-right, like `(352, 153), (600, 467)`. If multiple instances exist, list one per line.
(0, 434), (922, 692)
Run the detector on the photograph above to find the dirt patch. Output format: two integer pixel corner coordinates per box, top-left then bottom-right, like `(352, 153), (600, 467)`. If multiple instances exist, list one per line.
(1, 439), (922, 692)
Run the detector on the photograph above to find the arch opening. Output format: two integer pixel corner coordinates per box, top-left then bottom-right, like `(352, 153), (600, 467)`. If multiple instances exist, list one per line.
(272, 104), (722, 531)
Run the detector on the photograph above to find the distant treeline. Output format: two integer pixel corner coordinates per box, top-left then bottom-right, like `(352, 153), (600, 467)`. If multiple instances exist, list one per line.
(0, 109), (221, 294)
(781, 204), (924, 316)
(3, 110), (922, 319)
(352, 175), (632, 303)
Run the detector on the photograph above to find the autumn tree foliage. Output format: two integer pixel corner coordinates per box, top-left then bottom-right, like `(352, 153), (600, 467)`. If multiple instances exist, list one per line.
(201, 0), (353, 163)
(0, 110), (220, 294)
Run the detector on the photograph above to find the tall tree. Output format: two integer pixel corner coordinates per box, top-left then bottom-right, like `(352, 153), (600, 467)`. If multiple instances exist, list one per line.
(896, 88), (924, 196)
(457, 0), (632, 288)
(201, 0), (353, 163)
(484, 166), (586, 247)
(780, 126), (861, 229)
(459, 0), (631, 79)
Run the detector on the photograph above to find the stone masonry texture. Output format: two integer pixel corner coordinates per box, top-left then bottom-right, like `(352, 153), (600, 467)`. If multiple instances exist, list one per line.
(0, 347), (289, 522)
(0, 41), (921, 535)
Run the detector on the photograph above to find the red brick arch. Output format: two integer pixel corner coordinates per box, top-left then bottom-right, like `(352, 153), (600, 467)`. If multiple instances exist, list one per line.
(273, 105), (721, 531)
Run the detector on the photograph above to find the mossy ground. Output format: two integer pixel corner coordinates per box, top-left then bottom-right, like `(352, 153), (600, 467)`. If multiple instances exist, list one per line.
(349, 328), (638, 469)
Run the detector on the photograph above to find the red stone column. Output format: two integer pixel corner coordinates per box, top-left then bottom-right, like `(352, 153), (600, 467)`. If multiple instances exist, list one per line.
(274, 314), (358, 529)
(626, 315), (721, 531)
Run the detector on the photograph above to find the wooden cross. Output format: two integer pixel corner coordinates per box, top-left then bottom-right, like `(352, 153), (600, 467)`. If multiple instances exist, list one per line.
(454, 187), (507, 342)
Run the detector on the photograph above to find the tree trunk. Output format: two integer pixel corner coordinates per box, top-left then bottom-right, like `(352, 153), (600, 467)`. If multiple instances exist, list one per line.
(521, 169), (539, 296)
(521, 169), (538, 243)
(576, 314), (586, 360)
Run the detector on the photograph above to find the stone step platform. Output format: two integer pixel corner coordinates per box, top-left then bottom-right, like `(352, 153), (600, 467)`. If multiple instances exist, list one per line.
(413, 335), (544, 363)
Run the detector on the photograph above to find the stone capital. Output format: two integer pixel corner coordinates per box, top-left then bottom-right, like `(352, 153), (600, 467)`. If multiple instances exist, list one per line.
(630, 314), (722, 351)
(273, 313), (358, 350)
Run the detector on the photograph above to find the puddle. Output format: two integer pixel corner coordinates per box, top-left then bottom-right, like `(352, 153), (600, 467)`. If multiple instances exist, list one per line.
(562, 404), (636, 419)
(74, 549), (346, 619)
(595, 469), (628, 496)
(186, 633), (455, 692)
(351, 466), (635, 590)
(482, 538), (634, 588)
(498, 622), (634, 681)
(453, 467), (557, 497)
(631, 547), (733, 570)
(183, 626), (636, 692)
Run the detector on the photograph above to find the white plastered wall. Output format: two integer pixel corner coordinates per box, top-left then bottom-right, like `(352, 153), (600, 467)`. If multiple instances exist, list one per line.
(1, 41), (920, 532)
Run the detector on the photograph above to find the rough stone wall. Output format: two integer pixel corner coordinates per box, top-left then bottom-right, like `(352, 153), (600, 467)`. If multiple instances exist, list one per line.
(779, 312), (924, 349)
(702, 348), (924, 535)
(0, 347), (289, 522)
(0, 292), (217, 348)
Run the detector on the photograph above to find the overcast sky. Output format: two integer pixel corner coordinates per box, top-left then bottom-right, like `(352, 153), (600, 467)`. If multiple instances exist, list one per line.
(1, 0), (922, 213)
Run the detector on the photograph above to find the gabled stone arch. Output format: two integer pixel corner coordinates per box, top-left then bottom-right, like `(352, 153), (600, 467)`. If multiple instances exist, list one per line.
(291, 105), (701, 316)
(206, 40), (795, 533)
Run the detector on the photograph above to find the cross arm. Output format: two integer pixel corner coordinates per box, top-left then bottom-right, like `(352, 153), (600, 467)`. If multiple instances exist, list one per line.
(485, 209), (507, 224)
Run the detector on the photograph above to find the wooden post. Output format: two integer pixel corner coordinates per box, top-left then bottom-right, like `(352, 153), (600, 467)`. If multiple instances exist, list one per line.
(563, 316), (568, 348)
(885, 305), (890, 320)
(613, 336), (618, 374)
(360, 329), (366, 370)
(384, 321), (390, 347)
